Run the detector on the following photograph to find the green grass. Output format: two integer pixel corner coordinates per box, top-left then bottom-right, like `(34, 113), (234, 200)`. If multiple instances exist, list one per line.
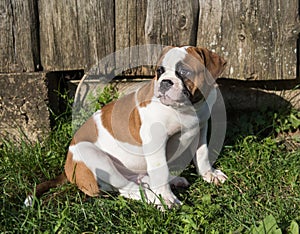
(1, 101), (299, 233)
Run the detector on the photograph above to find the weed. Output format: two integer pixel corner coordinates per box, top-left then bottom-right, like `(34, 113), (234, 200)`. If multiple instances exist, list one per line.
(87, 84), (119, 111)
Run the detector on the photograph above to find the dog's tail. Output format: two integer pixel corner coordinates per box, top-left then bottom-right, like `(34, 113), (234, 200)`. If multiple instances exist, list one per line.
(24, 172), (68, 207)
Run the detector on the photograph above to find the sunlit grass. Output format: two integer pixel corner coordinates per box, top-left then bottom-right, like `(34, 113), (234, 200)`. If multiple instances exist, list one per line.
(1, 105), (299, 233)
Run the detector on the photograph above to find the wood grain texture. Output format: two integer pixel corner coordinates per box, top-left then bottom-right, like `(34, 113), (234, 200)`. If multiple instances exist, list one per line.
(145, 0), (199, 46)
(0, 0), (39, 72)
(39, 0), (114, 71)
(1, 0), (299, 81)
(116, 0), (147, 49)
(197, 0), (300, 80)
(115, 0), (150, 75)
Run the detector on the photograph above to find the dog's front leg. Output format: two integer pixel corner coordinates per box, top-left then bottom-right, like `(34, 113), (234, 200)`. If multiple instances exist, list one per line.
(194, 122), (227, 184)
(144, 150), (181, 209)
(141, 124), (181, 208)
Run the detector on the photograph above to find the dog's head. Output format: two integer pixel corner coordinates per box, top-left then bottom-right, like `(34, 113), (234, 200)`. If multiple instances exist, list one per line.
(154, 46), (226, 107)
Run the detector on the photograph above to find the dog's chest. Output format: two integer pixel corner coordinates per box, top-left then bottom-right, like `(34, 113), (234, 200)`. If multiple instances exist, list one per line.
(91, 100), (199, 170)
(139, 101), (199, 135)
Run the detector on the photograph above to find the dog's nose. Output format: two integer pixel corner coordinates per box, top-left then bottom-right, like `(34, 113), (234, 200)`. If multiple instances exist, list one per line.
(160, 79), (174, 93)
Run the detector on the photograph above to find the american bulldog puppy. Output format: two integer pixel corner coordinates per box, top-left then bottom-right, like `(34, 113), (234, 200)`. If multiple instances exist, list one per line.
(25, 46), (227, 209)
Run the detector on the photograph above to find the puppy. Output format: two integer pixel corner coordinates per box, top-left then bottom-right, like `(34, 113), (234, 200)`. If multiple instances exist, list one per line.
(25, 46), (227, 208)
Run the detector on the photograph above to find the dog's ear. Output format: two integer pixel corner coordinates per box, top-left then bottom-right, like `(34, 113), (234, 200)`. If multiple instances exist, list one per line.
(193, 47), (227, 78)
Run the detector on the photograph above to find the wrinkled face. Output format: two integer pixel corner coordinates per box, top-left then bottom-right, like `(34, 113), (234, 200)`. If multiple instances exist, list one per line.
(154, 46), (226, 107)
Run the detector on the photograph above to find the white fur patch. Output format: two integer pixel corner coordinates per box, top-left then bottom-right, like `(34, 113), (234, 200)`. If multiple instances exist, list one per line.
(69, 145), (83, 162)
(161, 47), (188, 69)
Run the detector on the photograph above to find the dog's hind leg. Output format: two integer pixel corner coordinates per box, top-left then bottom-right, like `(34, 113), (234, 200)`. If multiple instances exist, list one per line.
(67, 142), (150, 201)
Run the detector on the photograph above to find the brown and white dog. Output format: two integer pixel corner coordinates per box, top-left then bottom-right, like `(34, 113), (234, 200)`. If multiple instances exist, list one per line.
(25, 46), (227, 208)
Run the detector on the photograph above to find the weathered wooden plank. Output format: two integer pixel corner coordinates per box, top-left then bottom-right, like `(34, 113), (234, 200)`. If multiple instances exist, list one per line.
(197, 0), (300, 80)
(116, 0), (147, 49)
(115, 0), (149, 75)
(145, 0), (199, 46)
(128, 0), (198, 76)
(0, 0), (39, 72)
(39, 0), (115, 72)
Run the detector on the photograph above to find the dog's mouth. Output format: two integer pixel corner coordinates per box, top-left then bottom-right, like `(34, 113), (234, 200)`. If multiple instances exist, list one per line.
(156, 93), (171, 104)
(157, 91), (191, 107)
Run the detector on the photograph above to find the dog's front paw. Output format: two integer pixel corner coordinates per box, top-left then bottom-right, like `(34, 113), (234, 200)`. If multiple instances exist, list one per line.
(202, 169), (227, 185)
(158, 193), (182, 210)
(150, 187), (182, 210)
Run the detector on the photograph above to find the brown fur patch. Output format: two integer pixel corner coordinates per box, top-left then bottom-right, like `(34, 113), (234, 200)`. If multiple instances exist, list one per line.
(182, 47), (209, 100)
(64, 150), (100, 197)
(182, 47), (226, 100)
(137, 80), (154, 107)
(72, 116), (98, 144)
(99, 101), (115, 139)
(101, 93), (142, 145)
(185, 47), (227, 78)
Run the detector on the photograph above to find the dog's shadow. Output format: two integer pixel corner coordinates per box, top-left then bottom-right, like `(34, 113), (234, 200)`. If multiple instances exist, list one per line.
(219, 83), (296, 144)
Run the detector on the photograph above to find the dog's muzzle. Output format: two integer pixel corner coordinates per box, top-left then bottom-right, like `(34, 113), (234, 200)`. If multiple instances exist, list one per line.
(159, 79), (174, 94)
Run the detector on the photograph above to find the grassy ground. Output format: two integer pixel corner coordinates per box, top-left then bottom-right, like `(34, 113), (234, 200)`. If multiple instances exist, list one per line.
(1, 102), (299, 233)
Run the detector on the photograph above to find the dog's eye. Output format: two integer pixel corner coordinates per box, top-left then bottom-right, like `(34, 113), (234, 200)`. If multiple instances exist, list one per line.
(177, 68), (191, 78)
(156, 66), (165, 76)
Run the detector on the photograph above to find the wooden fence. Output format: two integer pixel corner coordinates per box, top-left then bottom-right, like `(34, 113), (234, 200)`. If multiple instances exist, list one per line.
(1, 0), (300, 80)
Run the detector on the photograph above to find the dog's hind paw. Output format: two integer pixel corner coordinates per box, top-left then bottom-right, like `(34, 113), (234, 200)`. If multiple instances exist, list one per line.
(202, 169), (227, 185)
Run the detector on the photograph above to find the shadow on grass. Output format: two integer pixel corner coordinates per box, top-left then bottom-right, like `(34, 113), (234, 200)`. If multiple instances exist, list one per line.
(222, 84), (297, 145)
